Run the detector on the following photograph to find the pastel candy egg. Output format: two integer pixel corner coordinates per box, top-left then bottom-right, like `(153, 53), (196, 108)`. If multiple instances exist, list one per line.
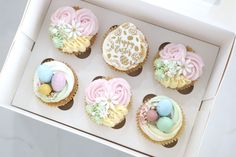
(146, 109), (158, 122)
(37, 64), (53, 83)
(156, 99), (173, 116)
(38, 84), (52, 96)
(156, 117), (174, 133)
(51, 72), (66, 92)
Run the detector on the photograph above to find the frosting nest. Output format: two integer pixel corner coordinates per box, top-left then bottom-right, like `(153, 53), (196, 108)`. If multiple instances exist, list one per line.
(154, 43), (204, 89)
(33, 61), (75, 103)
(138, 96), (183, 142)
(49, 6), (99, 53)
(85, 78), (131, 127)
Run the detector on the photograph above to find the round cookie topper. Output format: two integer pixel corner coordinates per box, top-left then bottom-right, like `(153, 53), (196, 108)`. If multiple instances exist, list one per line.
(102, 22), (148, 74)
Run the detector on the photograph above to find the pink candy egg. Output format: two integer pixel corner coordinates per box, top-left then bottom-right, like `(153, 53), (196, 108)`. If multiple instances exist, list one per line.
(51, 72), (66, 92)
(147, 109), (158, 122)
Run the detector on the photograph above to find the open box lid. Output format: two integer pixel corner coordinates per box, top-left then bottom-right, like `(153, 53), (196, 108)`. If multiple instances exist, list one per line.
(0, 0), (235, 157)
(139, 0), (236, 33)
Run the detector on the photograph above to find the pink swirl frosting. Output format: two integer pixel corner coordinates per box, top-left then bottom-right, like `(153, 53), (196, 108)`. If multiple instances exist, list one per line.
(109, 78), (131, 106)
(85, 78), (131, 106)
(159, 43), (186, 61)
(74, 8), (99, 36)
(51, 6), (75, 25)
(183, 52), (204, 80)
(85, 79), (109, 104)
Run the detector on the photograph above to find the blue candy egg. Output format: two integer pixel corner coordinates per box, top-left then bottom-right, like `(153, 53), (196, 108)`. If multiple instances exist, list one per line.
(156, 99), (173, 116)
(37, 64), (53, 83)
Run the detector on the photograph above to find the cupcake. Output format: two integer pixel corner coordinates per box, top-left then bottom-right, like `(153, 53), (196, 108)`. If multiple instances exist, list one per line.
(33, 59), (78, 107)
(137, 94), (185, 147)
(85, 76), (131, 128)
(102, 22), (148, 76)
(49, 6), (99, 58)
(153, 42), (204, 93)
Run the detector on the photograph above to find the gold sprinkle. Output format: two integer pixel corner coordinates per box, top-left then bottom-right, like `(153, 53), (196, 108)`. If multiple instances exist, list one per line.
(128, 36), (133, 40)
(120, 55), (129, 65)
(134, 46), (139, 51)
(129, 28), (137, 35)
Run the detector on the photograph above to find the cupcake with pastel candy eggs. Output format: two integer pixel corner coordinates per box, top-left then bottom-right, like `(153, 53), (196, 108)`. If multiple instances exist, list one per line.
(33, 59), (78, 108)
(137, 94), (185, 147)
(85, 77), (131, 128)
(153, 42), (204, 94)
(49, 6), (99, 58)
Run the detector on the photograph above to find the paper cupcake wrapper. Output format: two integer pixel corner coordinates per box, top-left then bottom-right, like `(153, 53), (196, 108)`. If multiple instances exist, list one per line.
(84, 76), (132, 128)
(101, 25), (149, 74)
(136, 105), (185, 146)
(176, 81), (195, 91)
(37, 60), (79, 107)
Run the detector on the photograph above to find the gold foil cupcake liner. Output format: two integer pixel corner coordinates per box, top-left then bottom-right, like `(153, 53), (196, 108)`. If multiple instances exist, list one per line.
(176, 81), (195, 91)
(36, 60), (79, 107)
(101, 24), (149, 75)
(136, 103), (185, 146)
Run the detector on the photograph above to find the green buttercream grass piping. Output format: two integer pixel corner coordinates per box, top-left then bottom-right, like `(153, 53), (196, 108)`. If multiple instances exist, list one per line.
(154, 58), (183, 80)
(49, 24), (70, 49)
(86, 102), (110, 124)
(52, 36), (64, 48)
(154, 59), (166, 81)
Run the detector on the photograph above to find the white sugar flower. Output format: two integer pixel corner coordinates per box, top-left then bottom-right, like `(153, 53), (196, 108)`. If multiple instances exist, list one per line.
(163, 60), (180, 77)
(64, 21), (83, 39)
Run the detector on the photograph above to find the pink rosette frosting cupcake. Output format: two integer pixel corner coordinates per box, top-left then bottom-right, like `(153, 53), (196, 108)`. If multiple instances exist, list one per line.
(154, 42), (204, 94)
(49, 6), (99, 58)
(85, 77), (131, 128)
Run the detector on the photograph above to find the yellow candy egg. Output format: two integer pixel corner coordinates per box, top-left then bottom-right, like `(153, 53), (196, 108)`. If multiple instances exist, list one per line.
(38, 84), (52, 96)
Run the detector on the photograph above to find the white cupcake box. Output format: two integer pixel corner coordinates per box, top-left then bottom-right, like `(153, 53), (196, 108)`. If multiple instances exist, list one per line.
(0, 0), (235, 157)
